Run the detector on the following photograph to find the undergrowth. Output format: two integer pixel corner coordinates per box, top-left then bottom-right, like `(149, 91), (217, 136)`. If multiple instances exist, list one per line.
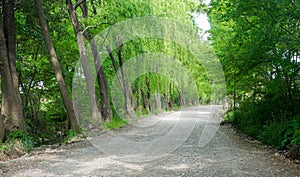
(7, 130), (34, 152)
(230, 98), (300, 150)
(103, 116), (128, 130)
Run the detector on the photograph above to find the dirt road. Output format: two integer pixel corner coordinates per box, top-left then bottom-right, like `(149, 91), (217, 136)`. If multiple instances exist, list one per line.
(1, 105), (299, 176)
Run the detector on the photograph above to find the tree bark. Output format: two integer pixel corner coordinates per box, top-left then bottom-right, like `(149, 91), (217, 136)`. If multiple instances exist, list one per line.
(0, 0), (26, 138)
(71, 0), (111, 122)
(89, 39), (112, 121)
(66, 0), (102, 122)
(2, 0), (19, 90)
(34, 0), (80, 132)
(84, 31), (112, 122)
(146, 78), (152, 112)
(0, 114), (4, 141)
(117, 37), (135, 117)
(141, 89), (150, 113)
(106, 44), (135, 118)
(155, 93), (162, 111)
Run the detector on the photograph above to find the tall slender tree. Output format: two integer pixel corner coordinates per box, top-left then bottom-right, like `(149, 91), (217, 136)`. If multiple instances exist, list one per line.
(34, 0), (80, 132)
(66, 0), (102, 122)
(73, 0), (113, 122)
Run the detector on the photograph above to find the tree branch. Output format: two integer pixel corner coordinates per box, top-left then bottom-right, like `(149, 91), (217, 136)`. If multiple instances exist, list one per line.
(81, 22), (112, 34)
(262, 5), (300, 43)
(106, 45), (125, 94)
(73, 0), (85, 9)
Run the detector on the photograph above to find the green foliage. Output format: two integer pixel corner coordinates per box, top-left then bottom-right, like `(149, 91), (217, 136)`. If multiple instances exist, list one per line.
(280, 116), (300, 148)
(257, 116), (300, 149)
(2, 0), (212, 149)
(0, 144), (8, 151)
(232, 97), (300, 148)
(208, 0), (300, 148)
(259, 122), (284, 147)
(103, 116), (128, 130)
(7, 131), (34, 152)
(64, 129), (78, 142)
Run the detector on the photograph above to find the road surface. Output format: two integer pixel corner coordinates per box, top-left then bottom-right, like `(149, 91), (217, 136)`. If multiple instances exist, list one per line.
(0, 105), (299, 176)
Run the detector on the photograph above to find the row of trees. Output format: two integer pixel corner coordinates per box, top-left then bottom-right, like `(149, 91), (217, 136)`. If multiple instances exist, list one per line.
(0, 0), (217, 145)
(207, 0), (300, 148)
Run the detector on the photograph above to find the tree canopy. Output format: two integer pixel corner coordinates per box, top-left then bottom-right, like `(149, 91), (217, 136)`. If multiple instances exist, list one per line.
(207, 0), (300, 148)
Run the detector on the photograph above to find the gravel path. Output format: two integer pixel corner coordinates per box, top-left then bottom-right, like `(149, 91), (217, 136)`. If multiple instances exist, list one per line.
(0, 105), (299, 176)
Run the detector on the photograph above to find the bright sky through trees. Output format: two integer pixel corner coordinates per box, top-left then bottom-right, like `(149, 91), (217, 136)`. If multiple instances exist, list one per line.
(195, 0), (211, 40)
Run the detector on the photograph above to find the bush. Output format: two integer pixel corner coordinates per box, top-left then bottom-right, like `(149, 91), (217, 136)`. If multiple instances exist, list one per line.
(230, 95), (300, 149)
(65, 129), (78, 142)
(103, 116), (128, 130)
(7, 130), (34, 152)
(280, 115), (300, 149)
(258, 121), (284, 147)
(233, 108), (263, 138)
(0, 144), (8, 151)
(232, 100), (300, 149)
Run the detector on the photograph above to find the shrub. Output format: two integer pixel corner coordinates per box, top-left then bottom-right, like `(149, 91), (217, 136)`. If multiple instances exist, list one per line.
(259, 121), (284, 147)
(7, 130), (34, 152)
(103, 116), (128, 130)
(280, 115), (300, 149)
(64, 129), (78, 142)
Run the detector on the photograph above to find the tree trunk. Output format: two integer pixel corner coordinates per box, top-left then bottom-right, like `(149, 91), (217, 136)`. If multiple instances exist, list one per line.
(178, 91), (183, 107)
(117, 37), (135, 117)
(68, 0), (111, 122)
(78, 32), (102, 121)
(0, 114), (4, 141)
(34, 0), (80, 132)
(141, 89), (149, 113)
(2, 0), (19, 91)
(0, 0), (26, 138)
(66, 0), (102, 122)
(146, 78), (152, 112)
(75, 1), (111, 121)
(155, 93), (162, 111)
(89, 39), (112, 122)
(168, 82), (174, 109)
(106, 43), (134, 118)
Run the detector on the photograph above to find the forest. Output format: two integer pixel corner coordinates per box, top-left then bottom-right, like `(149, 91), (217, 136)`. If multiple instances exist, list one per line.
(0, 0), (299, 159)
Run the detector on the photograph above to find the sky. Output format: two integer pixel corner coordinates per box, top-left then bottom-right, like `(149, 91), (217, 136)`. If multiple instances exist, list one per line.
(194, 0), (211, 40)
(195, 13), (211, 31)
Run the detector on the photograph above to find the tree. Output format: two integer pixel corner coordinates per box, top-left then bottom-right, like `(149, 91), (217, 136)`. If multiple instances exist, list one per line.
(34, 0), (80, 132)
(0, 0), (26, 142)
(106, 36), (135, 118)
(87, 36), (112, 122)
(66, 0), (102, 122)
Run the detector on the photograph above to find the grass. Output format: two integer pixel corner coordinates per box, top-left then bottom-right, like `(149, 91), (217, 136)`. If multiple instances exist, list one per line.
(103, 116), (128, 130)
(224, 110), (235, 122)
(103, 107), (165, 130)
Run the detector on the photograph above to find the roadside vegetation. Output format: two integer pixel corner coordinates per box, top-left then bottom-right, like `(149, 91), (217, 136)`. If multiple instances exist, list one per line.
(207, 0), (300, 151)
